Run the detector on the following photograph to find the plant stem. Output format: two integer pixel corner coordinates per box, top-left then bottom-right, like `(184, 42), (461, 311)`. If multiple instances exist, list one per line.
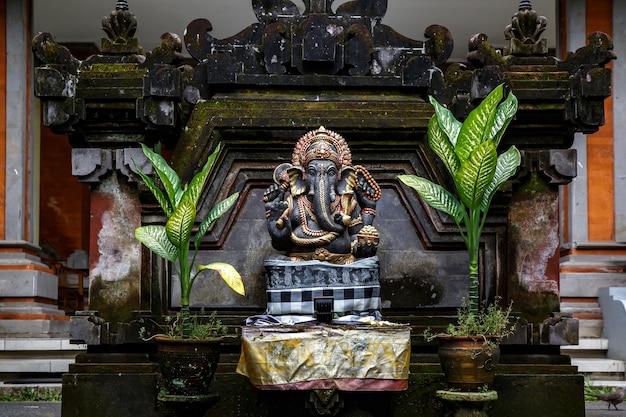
(468, 249), (479, 316)
(181, 305), (191, 339)
(467, 207), (481, 316)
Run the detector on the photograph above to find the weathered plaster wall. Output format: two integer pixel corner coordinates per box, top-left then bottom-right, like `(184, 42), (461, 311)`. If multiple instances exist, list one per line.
(88, 172), (142, 331)
(509, 173), (561, 323)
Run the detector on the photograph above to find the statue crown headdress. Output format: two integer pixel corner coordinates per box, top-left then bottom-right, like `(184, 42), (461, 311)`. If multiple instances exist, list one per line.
(292, 126), (352, 168)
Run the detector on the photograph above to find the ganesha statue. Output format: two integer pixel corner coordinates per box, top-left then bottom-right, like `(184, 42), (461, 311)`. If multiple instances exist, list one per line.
(263, 126), (381, 264)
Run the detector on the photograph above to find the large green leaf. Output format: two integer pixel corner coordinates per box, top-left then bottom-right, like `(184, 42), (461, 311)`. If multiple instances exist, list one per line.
(454, 140), (497, 210)
(455, 84), (504, 162)
(429, 96), (461, 146)
(197, 262), (245, 296)
(132, 162), (173, 217)
(135, 225), (178, 262)
(427, 115), (460, 177)
(480, 145), (521, 213)
(398, 175), (464, 224)
(166, 195), (196, 250)
(195, 192), (239, 249)
(140, 143), (182, 208)
(183, 143), (222, 207)
(490, 92), (518, 147)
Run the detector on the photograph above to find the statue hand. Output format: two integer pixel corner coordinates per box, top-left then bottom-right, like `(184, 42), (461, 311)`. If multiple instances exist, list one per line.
(263, 183), (285, 204)
(352, 225), (379, 258)
(265, 199), (292, 239)
(355, 177), (378, 207)
(334, 212), (350, 227)
(266, 200), (288, 221)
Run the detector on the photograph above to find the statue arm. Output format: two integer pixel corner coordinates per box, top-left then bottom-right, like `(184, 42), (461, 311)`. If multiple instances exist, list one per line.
(264, 186), (292, 248)
(353, 165), (380, 225)
(344, 196), (378, 259)
(349, 166), (381, 258)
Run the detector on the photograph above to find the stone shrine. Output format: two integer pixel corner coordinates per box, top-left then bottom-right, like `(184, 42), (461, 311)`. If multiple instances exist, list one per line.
(32, 1), (615, 416)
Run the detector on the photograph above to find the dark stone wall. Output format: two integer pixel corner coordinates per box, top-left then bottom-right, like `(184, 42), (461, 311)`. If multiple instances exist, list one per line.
(166, 119), (507, 313)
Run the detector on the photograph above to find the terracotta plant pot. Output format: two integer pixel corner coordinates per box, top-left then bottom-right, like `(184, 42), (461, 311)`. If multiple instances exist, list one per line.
(437, 334), (500, 391)
(155, 335), (222, 398)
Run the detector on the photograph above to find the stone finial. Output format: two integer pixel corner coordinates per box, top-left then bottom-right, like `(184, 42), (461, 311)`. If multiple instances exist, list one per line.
(116, 0), (129, 11)
(519, 0), (532, 11)
(101, 0), (140, 54)
(504, 1), (548, 55)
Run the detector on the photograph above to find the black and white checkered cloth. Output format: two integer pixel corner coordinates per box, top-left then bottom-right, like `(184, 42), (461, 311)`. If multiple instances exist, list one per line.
(266, 285), (381, 316)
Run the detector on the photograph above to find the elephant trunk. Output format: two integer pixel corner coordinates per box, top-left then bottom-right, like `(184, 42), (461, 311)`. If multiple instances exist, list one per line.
(312, 171), (345, 234)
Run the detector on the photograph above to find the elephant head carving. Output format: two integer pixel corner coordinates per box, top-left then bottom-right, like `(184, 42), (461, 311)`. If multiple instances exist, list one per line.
(263, 127), (380, 264)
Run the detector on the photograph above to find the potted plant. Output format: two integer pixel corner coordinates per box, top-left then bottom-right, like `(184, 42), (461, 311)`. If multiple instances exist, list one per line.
(398, 83), (520, 391)
(134, 141), (245, 398)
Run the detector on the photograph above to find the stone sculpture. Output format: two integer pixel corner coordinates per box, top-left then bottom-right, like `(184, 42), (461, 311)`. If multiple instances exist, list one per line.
(263, 127), (381, 264)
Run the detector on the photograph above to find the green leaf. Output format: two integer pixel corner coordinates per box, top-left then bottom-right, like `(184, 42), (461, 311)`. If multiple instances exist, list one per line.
(480, 146), (521, 213)
(132, 161), (173, 217)
(455, 84), (503, 162)
(197, 262), (245, 296)
(455, 140), (497, 210)
(195, 192), (239, 249)
(429, 96), (461, 146)
(140, 143), (182, 208)
(166, 195), (196, 249)
(183, 143), (222, 207)
(490, 91), (518, 148)
(398, 175), (464, 224)
(428, 115), (460, 178)
(135, 225), (178, 262)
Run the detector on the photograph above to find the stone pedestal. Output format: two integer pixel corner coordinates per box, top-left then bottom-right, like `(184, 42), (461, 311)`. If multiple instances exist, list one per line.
(157, 392), (219, 417)
(264, 256), (382, 319)
(436, 390), (498, 417)
(0, 241), (68, 336)
(61, 352), (158, 417)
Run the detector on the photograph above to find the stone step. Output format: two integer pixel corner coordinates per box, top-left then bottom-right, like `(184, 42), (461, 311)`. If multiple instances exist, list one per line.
(0, 357), (77, 374)
(561, 302), (603, 320)
(0, 338), (85, 375)
(0, 338), (85, 352)
(560, 254), (626, 269)
(561, 337), (608, 352)
(578, 319), (604, 338)
(0, 381), (62, 397)
(561, 302), (601, 315)
(560, 272), (626, 298)
(586, 380), (626, 388)
(571, 358), (626, 373)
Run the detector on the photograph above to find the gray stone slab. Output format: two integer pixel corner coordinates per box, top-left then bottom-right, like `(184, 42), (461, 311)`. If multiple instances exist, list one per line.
(598, 287), (626, 361)
(0, 302), (65, 316)
(0, 271), (58, 299)
(0, 320), (70, 338)
(560, 254), (626, 267)
(560, 273), (626, 297)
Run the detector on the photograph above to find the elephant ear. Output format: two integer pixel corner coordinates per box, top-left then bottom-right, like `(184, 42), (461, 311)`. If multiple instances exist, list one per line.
(286, 166), (307, 196)
(272, 163), (291, 184)
(337, 166), (356, 195)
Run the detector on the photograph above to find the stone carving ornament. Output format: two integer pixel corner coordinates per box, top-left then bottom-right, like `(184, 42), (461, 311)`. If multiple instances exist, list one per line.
(264, 127), (381, 264)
